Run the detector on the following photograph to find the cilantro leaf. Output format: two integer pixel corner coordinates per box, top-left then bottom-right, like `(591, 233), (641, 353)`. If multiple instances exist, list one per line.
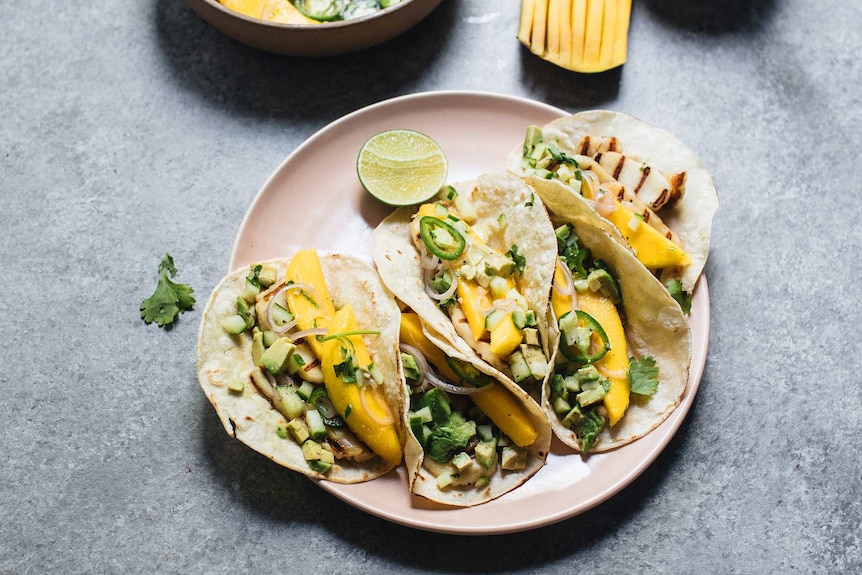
(629, 356), (660, 396)
(506, 244), (527, 276)
(665, 279), (692, 314)
(140, 253), (195, 327)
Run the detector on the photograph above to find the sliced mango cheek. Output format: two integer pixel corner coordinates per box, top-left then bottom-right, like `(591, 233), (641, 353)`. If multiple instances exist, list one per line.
(321, 306), (402, 467)
(577, 291), (629, 427)
(284, 248), (337, 357)
(604, 202), (691, 270)
(471, 384), (538, 447)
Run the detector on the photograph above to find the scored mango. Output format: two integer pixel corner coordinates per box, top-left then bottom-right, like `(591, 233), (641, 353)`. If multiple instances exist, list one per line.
(603, 201), (692, 270)
(519, 0), (632, 73)
(577, 291), (629, 426)
(321, 305), (402, 467)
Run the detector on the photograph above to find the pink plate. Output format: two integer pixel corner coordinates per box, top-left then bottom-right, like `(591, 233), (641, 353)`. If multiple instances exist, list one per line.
(229, 91), (710, 535)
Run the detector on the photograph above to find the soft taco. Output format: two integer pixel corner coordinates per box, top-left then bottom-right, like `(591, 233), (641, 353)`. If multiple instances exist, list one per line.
(543, 212), (692, 453)
(398, 311), (551, 506)
(196, 249), (405, 483)
(372, 173), (558, 401)
(508, 110), (718, 300)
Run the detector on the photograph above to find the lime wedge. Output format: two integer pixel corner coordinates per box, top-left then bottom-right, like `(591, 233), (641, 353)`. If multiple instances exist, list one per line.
(357, 129), (448, 206)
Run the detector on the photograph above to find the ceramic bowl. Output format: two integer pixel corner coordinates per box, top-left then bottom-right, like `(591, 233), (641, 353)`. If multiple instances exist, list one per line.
(186, 0), (444, 56)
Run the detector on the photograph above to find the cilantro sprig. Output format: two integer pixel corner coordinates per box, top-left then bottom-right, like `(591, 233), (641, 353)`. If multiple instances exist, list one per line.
(140, 253), (195, 327)
(628, 356), (660, 396)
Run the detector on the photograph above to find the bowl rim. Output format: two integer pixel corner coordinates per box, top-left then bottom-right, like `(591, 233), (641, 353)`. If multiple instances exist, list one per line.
(200, 0), (423, 30)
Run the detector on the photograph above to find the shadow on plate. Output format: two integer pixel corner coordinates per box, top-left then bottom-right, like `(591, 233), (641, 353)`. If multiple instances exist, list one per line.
(642, 0), (778, 35)
(151, 0), (458, 123)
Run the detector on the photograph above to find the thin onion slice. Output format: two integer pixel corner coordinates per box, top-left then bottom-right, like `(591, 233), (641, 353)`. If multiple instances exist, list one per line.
(359, 385), (395, 426)
(399, 344), (428, 386)
(265, 282), (319, 335)
(553, 262), (579, 314)
(418, 242), (442, 271)
(596, 363), (628, 380)
(424, 267), (458, 301)
(286, 327), (328, 342)
(425, 369), (490, 395)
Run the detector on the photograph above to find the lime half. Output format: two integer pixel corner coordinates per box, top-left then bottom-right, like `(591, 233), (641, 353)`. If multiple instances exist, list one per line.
(357, 129), (448, 206)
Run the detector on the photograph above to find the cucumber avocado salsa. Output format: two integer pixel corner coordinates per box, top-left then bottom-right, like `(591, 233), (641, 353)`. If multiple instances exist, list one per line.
(399, 312), (550, 507)
(372, 173), (558, 405)
(196, 250), (404, 484)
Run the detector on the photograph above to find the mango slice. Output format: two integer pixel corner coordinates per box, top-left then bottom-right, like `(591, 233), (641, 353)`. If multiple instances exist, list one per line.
(577, 291), (629, 426)
(489, 313), (523, 358)
(321, 305), (402, 466)
(284, 249), (336, 357)
(456, 280), (492, 342)
(399, 314), (537, 447)
(603, 201), (692, 270)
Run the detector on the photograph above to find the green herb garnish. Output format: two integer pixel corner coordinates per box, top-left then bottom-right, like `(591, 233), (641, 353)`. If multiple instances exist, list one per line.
(140, 253), (195, 327)
(629, 356), (660, 396)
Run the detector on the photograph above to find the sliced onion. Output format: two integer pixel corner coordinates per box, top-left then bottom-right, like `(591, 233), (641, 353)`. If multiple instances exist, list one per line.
(359, 385), (395, 426)
(595, 190), (618, 217)
(399, 344), (428, 386)
(265, 282), (319, 335)
(553, 262), (579, 313)
(425, 370), (490, 395)
(418, 242), (442, 271)
(597, 364), (628, 380)
(424, 268), (459, 301)
(286, 327), (328, 342)
(582, 169), (600, 198)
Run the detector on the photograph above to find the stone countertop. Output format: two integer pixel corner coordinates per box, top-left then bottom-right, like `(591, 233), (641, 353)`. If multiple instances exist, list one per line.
(1, 0), (859, 573)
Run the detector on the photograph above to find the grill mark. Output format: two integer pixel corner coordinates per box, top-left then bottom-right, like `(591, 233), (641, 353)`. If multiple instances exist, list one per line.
(594, 151), (603, 164)
(579, 136), (591, 156)
(607, 137), (619, 152)
(633, 165), (649, 195)
(652, 189), (669, 209)
(612, 155), (625, 180)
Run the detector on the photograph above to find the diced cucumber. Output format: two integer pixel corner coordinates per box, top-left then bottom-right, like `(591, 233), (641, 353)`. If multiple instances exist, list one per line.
(274, 386), (304, 420)
(576, 385), (606, 407)
(508, 350), (532, 383)
(436, 470), (454, 489)
(411, 406), (434, 424)
(305, 409), (327, 441)
(489, 276), (509, 298)
(453, 192), (478, 223)
(220, 314), (248, 335)
(270, 302), (294, 327)
(262, 330), (278, 347)
(553, 396), (572, 415)
(414, 388), (451, 424)
(296, 380), (315, 401)
(476, 424), (495, 442)
(475, 475), (490, 489)
(484, 308), (507, 331)
(241, 277), (259, 303)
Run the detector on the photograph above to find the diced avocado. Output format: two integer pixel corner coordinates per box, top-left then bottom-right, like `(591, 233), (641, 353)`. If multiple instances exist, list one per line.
(409, 415), (430, 445)
(471, 243), (515, 278)
(576, 384), (607, 408)
(415, 388), (451, 424)
(275, 424), (288, 439)
(576, 365), (601, 384)
(512, 310), (527, 329)
(227, 379), (245, 395)
(256, 264), (278, 289)
(523, 328), (540, 347)
(523, 125), (543, 157)
(251, 329), (265, 367)
(562, 404), (586, 428)
(262, 330), (278, 347)
(220, 314), (249, 335)
(425, 414), (477, 463)
(474, 440), (498, 469)
(475, 475), (490, 489)
(273, 386), (305, 420)
(260, 337), (297, 375)
(302, 440), (334, 474)
(287, 418), (310, 443)
(587, 269), (621, 304)
(500, 445), (527, 470)
(564, 375), (582, 394)
(301, 439), (325, 461)
(436, 470), (454, 489)
(508, 350), (533, 383)
(452, 451), (472, 471)
(484, 308), (507, 331)
(236, 297), (252, 326)
(305, 409), (327, 440)
(520, 344), (548, 379)
(308, 460), (332, 474)
(401, 352), (422, 382)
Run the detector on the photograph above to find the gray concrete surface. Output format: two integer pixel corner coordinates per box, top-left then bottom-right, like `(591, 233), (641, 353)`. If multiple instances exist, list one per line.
(1, 0), (859, 573)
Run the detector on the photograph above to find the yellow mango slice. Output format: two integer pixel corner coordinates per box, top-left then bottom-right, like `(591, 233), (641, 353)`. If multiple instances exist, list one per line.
(570, 0), (588, 69)
(399, 313), (460, 382)
(518, 0), (536, 45)
(582, 0), (603, 67)
(489, 313), (523, 358)
(577, 291), (629, 427)
(219, 0), (317, 24)
(321, 305), (402, 466)
(471, 386), (538, 447)
(399, 317), (537, 448)
(612, 0), (632, 66)
(456, 280), (491, 342)
(604, 201), (692, 270)
(284, 249), (336, 357)
(531, 0), (549, 57)
(551, 261), (575, 321)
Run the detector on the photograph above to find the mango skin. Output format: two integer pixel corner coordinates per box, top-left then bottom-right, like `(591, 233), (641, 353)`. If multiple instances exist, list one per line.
(322, 305), (402, 467)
